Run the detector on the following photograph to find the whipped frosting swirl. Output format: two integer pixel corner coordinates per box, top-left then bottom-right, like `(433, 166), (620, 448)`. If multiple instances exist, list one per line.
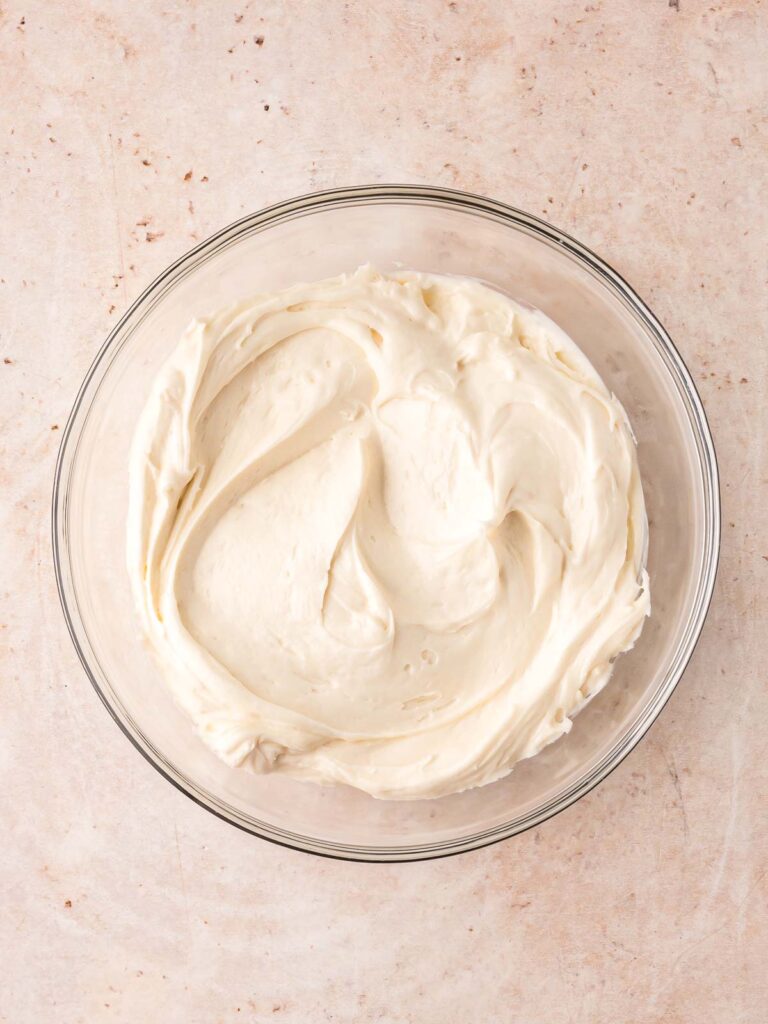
(128, 267), (650, 799)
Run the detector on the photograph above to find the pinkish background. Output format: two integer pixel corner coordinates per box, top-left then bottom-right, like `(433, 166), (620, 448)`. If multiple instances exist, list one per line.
(1, 1), (766, 1021)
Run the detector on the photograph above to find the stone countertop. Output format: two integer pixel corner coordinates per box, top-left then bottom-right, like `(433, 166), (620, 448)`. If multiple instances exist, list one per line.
(1, 1), (766, 1021)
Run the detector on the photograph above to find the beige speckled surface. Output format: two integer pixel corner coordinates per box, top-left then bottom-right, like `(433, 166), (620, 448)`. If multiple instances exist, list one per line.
(1, 1), (767, 1021)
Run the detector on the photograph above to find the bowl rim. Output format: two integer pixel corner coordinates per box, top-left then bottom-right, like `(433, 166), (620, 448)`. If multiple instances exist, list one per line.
(52, 183), (721, 862)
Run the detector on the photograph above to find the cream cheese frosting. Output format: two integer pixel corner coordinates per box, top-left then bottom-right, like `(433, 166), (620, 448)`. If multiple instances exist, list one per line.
(128, 266), (650, 799)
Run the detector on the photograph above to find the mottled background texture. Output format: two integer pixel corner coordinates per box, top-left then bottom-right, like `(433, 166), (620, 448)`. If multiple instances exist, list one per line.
(1, 1), (766, 1021)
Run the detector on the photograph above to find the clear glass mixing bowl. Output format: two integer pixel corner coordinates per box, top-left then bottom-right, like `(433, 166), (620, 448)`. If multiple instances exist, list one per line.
(53, 186), (719, 861)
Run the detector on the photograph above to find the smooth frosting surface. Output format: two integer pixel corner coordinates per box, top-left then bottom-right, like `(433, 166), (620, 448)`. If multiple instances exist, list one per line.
(128, 267), (650, 799)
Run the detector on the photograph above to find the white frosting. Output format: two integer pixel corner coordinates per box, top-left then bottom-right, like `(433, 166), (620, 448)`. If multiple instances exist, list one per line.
(128, 267), (650, 799)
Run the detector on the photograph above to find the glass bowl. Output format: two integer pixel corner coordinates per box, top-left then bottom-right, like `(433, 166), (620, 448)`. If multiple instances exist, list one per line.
(53, 185), (719, 862)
